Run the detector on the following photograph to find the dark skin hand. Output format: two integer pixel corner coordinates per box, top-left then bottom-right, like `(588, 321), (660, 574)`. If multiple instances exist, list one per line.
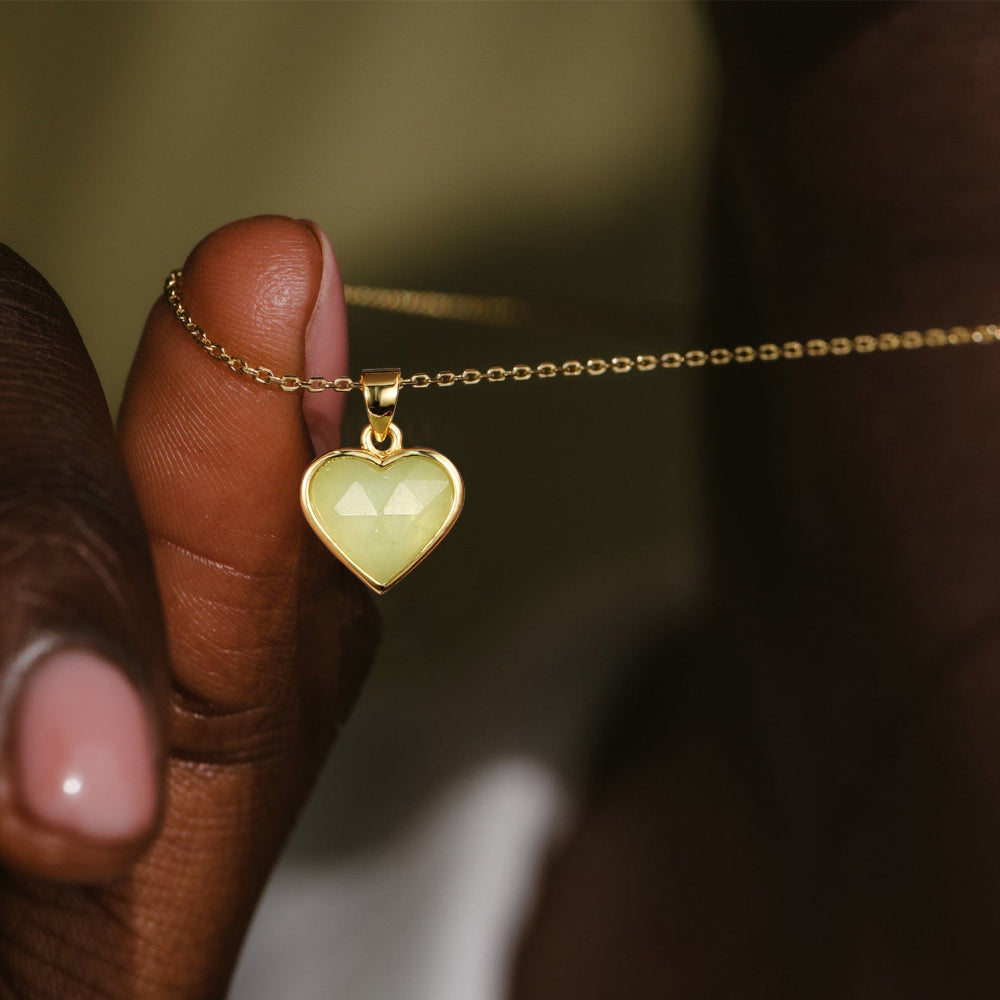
(1, 6), (995, 999)
(512, 4), (1000, 998)
(0, 216), (377, 999)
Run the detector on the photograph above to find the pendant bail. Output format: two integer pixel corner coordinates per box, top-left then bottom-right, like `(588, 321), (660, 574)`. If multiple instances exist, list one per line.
(361, 368), (401, 444)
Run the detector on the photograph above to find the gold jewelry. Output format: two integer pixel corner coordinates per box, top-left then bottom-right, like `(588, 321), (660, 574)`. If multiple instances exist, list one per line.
(164, 269), (999, 592)
(300, 369), (464, 594)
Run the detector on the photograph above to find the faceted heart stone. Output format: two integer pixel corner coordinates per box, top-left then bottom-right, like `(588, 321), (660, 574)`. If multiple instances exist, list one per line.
(303, 450), (460, 591)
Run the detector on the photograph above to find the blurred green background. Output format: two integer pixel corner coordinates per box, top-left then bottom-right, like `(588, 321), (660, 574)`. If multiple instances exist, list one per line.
(0, 0), (717, 956)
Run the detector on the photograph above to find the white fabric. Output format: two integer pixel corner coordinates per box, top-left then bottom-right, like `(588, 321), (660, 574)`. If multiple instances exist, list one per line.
(231, 760), (570, 1000)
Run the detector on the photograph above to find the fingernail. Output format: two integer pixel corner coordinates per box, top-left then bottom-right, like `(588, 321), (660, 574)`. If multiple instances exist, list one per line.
(15, 650), (158, 842)
(301, 220), (349, 456)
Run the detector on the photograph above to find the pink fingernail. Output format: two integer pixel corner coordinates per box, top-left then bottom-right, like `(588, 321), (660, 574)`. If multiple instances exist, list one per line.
(15, 650), (158, 842)
(301, 220), (349, 456)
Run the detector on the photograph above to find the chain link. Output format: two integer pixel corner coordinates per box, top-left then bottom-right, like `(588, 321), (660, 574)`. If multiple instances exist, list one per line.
(165, 270), (1000, 393)
(343, 283), (529, 327)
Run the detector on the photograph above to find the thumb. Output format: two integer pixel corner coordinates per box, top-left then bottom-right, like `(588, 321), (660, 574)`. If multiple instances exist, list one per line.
(115, 215), (378, 996)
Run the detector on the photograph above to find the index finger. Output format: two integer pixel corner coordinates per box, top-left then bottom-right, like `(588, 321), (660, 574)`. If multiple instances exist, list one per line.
(0, 244), (167, 880)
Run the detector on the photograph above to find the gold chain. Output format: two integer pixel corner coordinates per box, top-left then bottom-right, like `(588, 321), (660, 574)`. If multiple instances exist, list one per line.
(165, 269), (1000, 392)
(342, 283), (530, 328)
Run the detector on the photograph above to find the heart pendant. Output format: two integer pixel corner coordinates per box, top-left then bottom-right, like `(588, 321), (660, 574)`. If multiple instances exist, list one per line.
(300, 425), (464, 594)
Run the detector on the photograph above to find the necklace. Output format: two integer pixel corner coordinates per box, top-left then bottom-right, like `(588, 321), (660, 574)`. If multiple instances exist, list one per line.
(165, 269), (999, 594)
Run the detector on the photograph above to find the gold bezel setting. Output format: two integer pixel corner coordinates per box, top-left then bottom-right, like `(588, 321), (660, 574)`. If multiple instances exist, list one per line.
(300, 439), (464, 594)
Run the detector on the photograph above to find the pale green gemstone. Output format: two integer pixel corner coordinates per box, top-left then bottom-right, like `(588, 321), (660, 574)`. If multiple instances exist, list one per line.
(307, 453), (456, 586)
